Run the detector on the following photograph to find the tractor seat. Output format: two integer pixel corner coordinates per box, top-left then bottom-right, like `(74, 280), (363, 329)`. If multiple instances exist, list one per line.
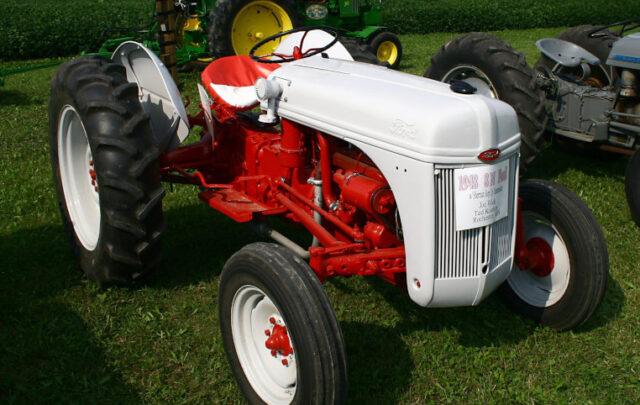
(201, 55), (281, 111)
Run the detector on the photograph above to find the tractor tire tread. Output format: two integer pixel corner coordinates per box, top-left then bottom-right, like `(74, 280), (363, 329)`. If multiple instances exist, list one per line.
(425, 32), (547, 171)
(121, 112), (151, 138)
(501, 179), (608, 330)
(219, 242), (347, 404)
(49, 56), (165, 287)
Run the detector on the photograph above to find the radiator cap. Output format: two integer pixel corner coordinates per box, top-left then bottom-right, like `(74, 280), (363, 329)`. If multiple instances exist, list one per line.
(450, 79), (477, 94)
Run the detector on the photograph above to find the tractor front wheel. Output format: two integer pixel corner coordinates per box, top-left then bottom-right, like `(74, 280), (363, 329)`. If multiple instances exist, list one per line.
(208, 0), (302, 59)
(218, 243), (347, 404)
(501, 179), (609, 330)
(425, 33), (547, 172)
(49, 56), (165, 287)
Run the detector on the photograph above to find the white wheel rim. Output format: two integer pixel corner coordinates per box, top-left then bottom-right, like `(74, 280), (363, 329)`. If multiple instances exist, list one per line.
(231, 285), (296, 404)
(57, 105), (101, 251)
(442, 65), (499, 98)
(508, 212), (571, 307)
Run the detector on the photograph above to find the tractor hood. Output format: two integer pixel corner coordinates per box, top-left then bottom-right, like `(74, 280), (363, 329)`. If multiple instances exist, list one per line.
(262, 58), (520, 164)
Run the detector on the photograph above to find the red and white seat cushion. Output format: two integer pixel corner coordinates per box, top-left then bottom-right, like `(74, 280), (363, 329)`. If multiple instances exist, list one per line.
(201, 55), (281, 111)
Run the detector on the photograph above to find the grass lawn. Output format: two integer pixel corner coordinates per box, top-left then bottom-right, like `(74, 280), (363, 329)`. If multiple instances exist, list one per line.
(1, 27), (639, 404)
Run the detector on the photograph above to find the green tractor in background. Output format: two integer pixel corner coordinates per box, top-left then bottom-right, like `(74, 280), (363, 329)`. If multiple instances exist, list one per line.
(95, 0), (402, 70)
(208, 0), (402, 68)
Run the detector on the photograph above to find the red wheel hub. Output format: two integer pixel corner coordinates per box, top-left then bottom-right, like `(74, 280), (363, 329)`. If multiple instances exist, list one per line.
(524, 237), (555, 277)
(265, 321), (293, 357)
(515, 199), (555, 277)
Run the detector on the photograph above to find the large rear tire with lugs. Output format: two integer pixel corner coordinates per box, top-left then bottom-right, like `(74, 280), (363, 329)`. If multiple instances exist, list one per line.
(49, 56), (165, 288)
(425, 32), (547, 172)
(207, 0), (302, 59)
(501, 179), (609, 331)
(625, 148), (640, 227)
(219, 243), (348, 404)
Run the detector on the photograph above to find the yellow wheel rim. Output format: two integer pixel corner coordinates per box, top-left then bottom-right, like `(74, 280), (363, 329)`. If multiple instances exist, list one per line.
(177, 15), (202, 47)
(231, 1), (294, 56)
(376, 41), (398, 65)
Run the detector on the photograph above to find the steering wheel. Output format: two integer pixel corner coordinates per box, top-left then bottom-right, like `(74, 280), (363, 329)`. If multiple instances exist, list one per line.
(249, 26), (340, 64)
(588, 18), (640, 38)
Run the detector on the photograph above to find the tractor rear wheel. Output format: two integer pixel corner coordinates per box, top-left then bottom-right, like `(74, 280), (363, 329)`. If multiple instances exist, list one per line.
(219, 243), (348, 404)
(535, 25), (621, 160)
(425, 32), (547, 172)
(625, 149), (640, 226)
(500, 179), (609, 331)
(49, 56), (165, 288)
(207, 0), (302, 59)
(369, 31), (402, 69)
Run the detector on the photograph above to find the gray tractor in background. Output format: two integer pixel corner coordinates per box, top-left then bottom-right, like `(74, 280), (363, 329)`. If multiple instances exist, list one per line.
(425, 19), (640, 226)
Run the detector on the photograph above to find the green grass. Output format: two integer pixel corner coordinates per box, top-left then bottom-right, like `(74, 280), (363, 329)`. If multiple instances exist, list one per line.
(1, 27), (639, 404)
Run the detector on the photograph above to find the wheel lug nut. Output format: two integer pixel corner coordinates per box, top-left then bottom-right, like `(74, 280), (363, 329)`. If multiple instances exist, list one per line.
(282, 359), (288, 366)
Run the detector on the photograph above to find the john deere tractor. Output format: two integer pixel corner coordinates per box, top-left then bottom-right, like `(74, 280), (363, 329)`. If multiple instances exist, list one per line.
(96, 0), (402, 69)
(208, 0), (402, 68)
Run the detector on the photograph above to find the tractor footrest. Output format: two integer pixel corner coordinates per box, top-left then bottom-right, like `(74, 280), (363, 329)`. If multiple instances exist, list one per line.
(199, 188), (272, 223)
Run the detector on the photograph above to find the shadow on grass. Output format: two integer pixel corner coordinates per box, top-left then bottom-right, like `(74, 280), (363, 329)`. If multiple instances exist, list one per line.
(334, 276), (538, 347)
(148, 203), (270, 289)
(341, 320), (414, 404)
(0, 225), (141, 404)
(1, 198), (625, 403)
(332, 265), (624, 343)
(0, 89), (39, 106)
(526, 142), (628, 181)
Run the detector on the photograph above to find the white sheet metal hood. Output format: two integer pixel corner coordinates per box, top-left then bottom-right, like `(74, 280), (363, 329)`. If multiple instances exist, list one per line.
(262, 58), (521, 164)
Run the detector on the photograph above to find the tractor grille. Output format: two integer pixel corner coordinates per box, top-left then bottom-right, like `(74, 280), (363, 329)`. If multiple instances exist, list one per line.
(434, 155), (518, 279)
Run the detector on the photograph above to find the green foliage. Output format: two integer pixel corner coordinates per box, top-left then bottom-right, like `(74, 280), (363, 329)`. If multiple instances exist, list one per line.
(383, 0), (640, 34)
(0, 0), (154, 60)
(3, 0), (640, 59)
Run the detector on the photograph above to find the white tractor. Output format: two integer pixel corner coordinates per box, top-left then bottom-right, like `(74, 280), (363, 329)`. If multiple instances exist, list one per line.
(426, 19), (640, 226)
(49, 27), (608, 404)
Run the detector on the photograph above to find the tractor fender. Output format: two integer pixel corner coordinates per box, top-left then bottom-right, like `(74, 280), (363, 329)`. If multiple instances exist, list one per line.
(112, 41), (190, 152)
(607, 32), (640, 70)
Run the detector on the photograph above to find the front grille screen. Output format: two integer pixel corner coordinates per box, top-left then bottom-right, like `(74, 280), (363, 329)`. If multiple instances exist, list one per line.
(434, 155), (518, 279)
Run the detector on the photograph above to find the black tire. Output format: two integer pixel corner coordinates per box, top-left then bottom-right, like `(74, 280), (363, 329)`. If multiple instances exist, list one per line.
(368, 31), (402, 69)
(207, 0), (302, 59)
(339, 37), (380, 65)
(219, 243), (347, 404)
(625, 148), (640, 226)
(49, 56), (165, 288)
(425, 32), (547, 172)
(535, 25), (618, 86)
(500, 179), (609, 331)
